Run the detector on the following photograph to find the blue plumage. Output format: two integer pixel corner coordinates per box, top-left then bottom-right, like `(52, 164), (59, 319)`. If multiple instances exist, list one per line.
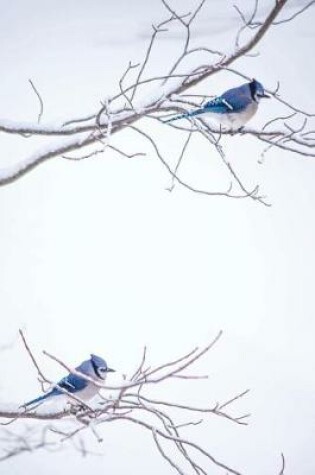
(24, 374), (88, 406)
(24, 354), (115, 407)
(164, 79), (269, 130)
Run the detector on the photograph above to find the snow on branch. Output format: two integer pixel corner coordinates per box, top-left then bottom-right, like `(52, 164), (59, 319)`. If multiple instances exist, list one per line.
(0, 0), (314, 205)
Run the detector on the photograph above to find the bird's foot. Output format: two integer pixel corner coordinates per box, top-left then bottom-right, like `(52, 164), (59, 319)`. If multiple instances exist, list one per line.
(69, 403), (86, 415)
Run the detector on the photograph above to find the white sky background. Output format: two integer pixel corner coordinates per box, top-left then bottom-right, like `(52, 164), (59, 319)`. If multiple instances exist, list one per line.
(0, 0), (314, 473)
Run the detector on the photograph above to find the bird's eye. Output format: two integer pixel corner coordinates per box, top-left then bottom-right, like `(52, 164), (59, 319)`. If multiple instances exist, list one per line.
(99, 367), (106, 372)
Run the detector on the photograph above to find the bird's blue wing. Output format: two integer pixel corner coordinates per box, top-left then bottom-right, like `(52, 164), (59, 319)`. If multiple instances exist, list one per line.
(23, 374), (88, 407)
(53, 373), (88, 394)
(203, 96), (232, 113)
(204, 84), (252, 113)
(220, 85), (251, 112)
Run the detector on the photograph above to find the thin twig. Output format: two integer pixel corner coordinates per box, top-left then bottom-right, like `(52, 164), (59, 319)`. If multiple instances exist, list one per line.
(28, 79), (44, 124)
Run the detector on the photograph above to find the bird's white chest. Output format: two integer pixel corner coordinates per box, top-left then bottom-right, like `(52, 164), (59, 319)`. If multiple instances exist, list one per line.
(73, 383), (100, 401)
(206, 101), (258, 131)
(53, 382), (100, 407)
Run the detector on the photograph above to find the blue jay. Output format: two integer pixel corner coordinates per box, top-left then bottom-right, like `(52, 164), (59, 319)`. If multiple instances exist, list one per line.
(24, 354), (115, 407)
(165, 79), (270, 130)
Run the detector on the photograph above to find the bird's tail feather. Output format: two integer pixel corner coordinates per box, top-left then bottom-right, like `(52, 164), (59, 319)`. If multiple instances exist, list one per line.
(164, 108), (204, 123)
(23, 393), (49, 408)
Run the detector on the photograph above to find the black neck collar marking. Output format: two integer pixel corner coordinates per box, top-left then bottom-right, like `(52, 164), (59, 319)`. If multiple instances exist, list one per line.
(91, 358), (100, 378)
(249, 81), (257, 101)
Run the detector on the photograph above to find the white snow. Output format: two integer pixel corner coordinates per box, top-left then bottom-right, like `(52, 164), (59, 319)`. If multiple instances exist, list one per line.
(0, 1), (315, 475)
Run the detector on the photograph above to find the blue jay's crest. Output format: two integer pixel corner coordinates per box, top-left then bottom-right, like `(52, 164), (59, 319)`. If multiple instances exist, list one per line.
(91, 354), (107, 368)
(249, 79), (270, 101)
(90, 354), (115, 379)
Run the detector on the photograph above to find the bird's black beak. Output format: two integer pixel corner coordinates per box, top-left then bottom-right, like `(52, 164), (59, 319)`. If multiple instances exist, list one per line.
(261, 92), (271, 99)
(107, 367), (115, 373)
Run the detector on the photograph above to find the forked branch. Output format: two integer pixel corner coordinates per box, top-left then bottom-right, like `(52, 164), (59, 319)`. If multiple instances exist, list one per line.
(0, 330), (257, 474)
(0, 0), (313, 206)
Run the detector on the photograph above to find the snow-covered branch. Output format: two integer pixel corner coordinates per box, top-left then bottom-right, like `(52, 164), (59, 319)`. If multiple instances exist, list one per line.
(0, 0), (314, 206)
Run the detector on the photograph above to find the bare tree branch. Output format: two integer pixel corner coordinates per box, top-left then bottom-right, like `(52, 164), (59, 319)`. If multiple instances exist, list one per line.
(0, 0), (313, 208)
(0, 330), (255, 474)
(28, 79), (44, 124)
